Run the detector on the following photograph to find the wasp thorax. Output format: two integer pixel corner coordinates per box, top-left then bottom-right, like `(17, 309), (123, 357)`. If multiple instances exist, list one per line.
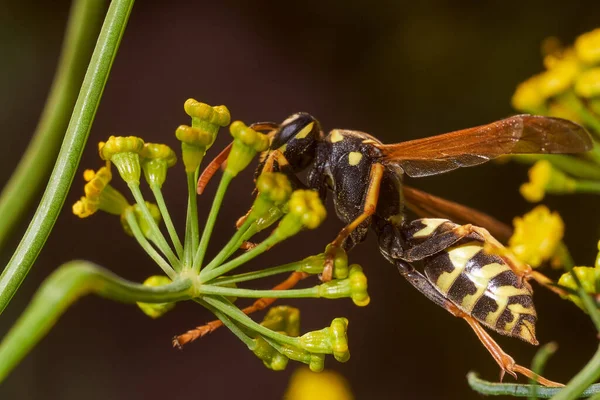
(270, 112), (323, 172)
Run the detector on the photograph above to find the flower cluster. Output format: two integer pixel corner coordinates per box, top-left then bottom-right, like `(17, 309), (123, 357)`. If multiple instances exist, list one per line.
(72, 98), (370, 372)
(511, 28), (600, 203)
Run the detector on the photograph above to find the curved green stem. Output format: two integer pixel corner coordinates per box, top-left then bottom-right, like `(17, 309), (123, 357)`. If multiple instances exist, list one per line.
(151, 185), (183, 259)
(466, 372), (600, 398)
(200, 284), (318, 299)
(0, 260), (193, 383)
(0, 0), (106, 251)
(200, 234), (282, 282)
(529, 342), (558, 400)
(128, 183), (181, 270)
(0, 0), (135, 315)
(184, 172), (199, 267)
(124, 209), (176, 279)
(192, 172), (234, 273)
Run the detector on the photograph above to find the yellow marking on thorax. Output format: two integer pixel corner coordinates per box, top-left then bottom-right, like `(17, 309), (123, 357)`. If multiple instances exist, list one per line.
(295, 122), (314, 139)
(412, 218), (448, 239)
(461, 262), (508, 312)
(436, 242), (481, 294)
(348, 152), (363, 166)
(330, 130), (344, 143)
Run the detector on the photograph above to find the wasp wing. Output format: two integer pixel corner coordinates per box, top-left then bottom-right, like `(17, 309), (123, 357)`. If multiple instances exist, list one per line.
(403, 185), (512, 242)
(379, 115), (592, 177)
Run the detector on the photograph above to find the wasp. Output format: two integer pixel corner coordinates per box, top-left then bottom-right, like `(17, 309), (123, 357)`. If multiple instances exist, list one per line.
(176, 112), (592, 386)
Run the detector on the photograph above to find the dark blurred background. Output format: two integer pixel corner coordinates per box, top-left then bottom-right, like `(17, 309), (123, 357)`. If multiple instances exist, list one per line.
(2, 0), (600, 399)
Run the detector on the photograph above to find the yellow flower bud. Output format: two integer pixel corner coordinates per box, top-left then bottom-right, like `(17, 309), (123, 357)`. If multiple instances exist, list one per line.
(575, 67), (600, 98)
(575, 28), (600, 65)
(261, 306), (301, 337)
(121, 202), (162, 239)
(140, 143), (177, 188)
(285, 367), (354, 400)
(512, 75), (546, 113)
(558, 266), (600, 311)
(537, 57), (580, 99)
(177, 99), (230, 173)
(72, 166), (129, 218)
(226, 121), (270, 177)
(508, 206), (564, 268)
(276, 190), (327, 240)
(98, 136), (145, 184)
(519, 160), (576, 202)
(136, 276), (176, 318)
(298, 318), (350, 363)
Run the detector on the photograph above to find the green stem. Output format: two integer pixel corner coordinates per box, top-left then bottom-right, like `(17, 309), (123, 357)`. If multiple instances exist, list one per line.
(0, 0), (106, 251)
(128, 183), (181, 271)
(200, 234), (282, 282)
(124, 210), (176, 280)
(0, 0), (135, 315)
(202, 217), (254, 273)
(192, 172), (234, 272)
(512, 155), (600, 180)
(200, 284), (318, 299)
(151, 185), (183, 259)
(574, 180), (600, 195)
(0, 260), (193, 383)
(552, 345), (600, 400)
(466, 372), (600, 398)
(211, 260), (307, 286)
(203, 296), (298, 347)
(558, 92), (600, 140)
(529, 342), (558, 400)
(184, 172), (199, 268)
(194, 298), (256, 349)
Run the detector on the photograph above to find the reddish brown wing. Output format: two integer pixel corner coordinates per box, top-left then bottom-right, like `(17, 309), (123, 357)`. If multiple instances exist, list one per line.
(403, 185), (512, 242)
(379, 115), (592, 177)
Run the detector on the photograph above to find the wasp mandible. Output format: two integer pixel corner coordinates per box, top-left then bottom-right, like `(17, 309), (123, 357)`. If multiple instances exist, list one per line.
(178, 112), (592, 386)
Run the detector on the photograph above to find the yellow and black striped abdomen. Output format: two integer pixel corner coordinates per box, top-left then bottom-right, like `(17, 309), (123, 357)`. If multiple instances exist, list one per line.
(423, 240), (538, 345)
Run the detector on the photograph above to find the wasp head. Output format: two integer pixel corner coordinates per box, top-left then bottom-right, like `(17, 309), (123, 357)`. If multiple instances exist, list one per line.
(269, 112), (322, 173)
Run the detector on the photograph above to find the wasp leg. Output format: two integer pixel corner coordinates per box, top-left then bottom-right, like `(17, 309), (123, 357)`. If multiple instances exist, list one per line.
(395, 260), (563, 387)
(322, 163), (385, 281)
(173, 272), (309, 348)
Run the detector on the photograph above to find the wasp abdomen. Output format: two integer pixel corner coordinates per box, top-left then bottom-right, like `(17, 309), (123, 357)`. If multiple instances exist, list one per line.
(405, 219), (538, 345)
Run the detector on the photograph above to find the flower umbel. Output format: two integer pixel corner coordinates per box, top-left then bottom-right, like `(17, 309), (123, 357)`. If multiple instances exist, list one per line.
(71, 99), (367, 374)
(508, 205), (564, 268)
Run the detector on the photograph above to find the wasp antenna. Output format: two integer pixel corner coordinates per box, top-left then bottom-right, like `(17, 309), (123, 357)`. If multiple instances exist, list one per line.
(197, 142), (233, 194)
